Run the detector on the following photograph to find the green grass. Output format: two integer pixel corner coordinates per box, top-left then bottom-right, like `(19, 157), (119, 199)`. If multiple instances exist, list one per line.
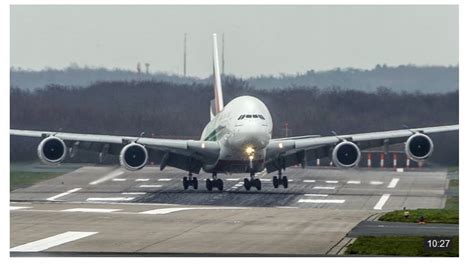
(10, 170), (63, 191)
(379, 208), (458, 224)
(345, 236), (458, 256)
(449, 179), (459, 188)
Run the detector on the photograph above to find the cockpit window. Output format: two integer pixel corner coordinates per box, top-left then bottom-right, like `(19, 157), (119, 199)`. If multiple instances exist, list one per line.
(252, 114), (259, 118)
(238, 114), (265, 120)
(245, 115), (252, 118)
(238, 115), (245, 120)
(258, 115), (265, 120)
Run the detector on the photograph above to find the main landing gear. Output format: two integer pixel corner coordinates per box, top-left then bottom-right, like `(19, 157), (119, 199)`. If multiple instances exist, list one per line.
(244, 173), (262, 191)
(206, 172), (224, 192)
(272, 170), (288, 188)
(182, 173), (198, 190)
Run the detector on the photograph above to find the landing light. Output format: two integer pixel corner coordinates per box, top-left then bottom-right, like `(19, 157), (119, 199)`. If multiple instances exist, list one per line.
(278, 142), (283, 149)
(245, 146), (255, 155)
(201, 143), (206, 149)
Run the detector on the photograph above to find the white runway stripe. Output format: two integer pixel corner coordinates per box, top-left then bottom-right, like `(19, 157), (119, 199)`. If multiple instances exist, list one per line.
(226, 178), (240, 181)
(112, 178), (126, 182)
(135, 179), (149, 182)
(10, 206), (32, 211)
(157, 178), (172, 181)
(62, 208), (121, 213)
(139, 185), (162, 188)
(347, 180), (361, 184)
(304, 194), (328, 197)
(374, 194), (391, 210)
(325, 180), (338, 184)
(303, 180), (316, 183)
(370, 181), (384, 185)
(259, 179), (271, 182)
(312, 186), (336, 190)
(46, 188), (82, 201)
(298, 199), (345, 204)
(140, 207), (246, 215)
(86, 197), (135, 202)
(387, 178), (400, 188)
(89, 169), (124, 185)
(122, 192), (146, 195)
(10, 231), (97, 252)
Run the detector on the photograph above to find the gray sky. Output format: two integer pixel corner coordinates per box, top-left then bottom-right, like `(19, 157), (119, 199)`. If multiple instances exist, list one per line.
(11, 5), (458, 78)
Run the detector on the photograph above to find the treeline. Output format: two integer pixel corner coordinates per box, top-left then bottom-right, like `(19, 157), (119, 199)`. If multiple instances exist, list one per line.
(11, 64), (458, 93)
(10, 79), (459, 165)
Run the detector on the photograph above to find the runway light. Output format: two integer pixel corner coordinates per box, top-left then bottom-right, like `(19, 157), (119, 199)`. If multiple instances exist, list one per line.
(201, 143), (205, 149)
(278, 142), (283, 149)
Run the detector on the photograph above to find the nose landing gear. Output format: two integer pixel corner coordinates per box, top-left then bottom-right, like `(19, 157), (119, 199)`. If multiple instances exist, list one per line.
(182, 173), (198, 190)
(272, 170), (288, 188)
(244, 173), (262, 191)
(206, 172), (224, 192)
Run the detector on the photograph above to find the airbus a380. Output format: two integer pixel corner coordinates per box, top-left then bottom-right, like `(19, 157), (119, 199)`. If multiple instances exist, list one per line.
(11, 34), (459, 192)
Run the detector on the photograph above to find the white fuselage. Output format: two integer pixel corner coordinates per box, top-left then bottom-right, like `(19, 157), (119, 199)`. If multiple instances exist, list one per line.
(200, 96), (273, 173)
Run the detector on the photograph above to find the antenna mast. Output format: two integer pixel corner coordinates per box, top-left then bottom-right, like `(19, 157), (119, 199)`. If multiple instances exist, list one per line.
(183, 33), (187, 77)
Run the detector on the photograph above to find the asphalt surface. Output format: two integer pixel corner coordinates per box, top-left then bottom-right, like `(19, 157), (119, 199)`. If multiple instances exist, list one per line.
(348, 221), (459, 237)
(10, 165), (450, 256)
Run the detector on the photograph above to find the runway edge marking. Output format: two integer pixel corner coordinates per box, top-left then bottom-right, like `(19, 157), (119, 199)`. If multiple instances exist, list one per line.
(387, 178), (400, 188)
(10, 231), (97, 252)
(46, 188), (82, 201)
(373, 194), (391, 210)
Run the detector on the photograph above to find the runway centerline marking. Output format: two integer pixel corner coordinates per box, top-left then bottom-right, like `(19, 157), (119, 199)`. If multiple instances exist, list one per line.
(325, 180), (338, 184)
(303, 180), (316, 183)
(374, 194), (391, 210)
(122, 192), (146, 195)
(139, 207), (246, 215)
(298, 199), (345, 204)
(139, 185), (162, 188)
(387, 178), (400, 188)
(86, 197), (135, 202)
(135, 179), (149, 182)
(10, 231), (97, 252)
(62, 208), (122, 213)
(313, 186), (336, 190)
(10, 206), (32, 211)
(112, 178), (126, 182)
(370, 181), (384, 185)
(226, 178), (240, 181)
(304, 194), (328, 197)
(46, 188), (82, 201)
(89, 168), (124, 185)
(157, 178), (172, 181)
(347, 180), (361, 184)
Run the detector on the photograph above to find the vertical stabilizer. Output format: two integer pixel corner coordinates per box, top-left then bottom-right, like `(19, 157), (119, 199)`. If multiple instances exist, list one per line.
(212, 33), (224, 115)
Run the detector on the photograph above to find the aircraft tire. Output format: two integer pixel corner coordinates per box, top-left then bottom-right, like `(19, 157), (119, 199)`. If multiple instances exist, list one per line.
(282, 176), (288, 188)
(255, 179), (262, 190)
(183, 177), (189, 190)
(206, 179), (212, 191)
(192, 177), (198, 189)
(272, 176), (279, 188)
(216, 178), (224, 191)
(244, 178), (251, 191)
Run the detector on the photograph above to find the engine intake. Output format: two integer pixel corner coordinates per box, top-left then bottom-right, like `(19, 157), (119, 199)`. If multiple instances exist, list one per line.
(37, 136), (67, 165)
(119, 143), (148, 171)
(405, 133), (433, 161)
(332, 141), (361, 168)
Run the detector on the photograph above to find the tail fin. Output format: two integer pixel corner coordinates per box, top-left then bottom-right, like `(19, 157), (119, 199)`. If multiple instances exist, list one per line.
(212, 33), (224, 116)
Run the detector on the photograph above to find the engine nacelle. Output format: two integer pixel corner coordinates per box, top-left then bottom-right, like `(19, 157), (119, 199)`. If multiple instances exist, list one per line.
(405, 133), (434, 161)
(119, 142), (148, 171)
(37, 136), (67, 165)
(332, 141), (361, 168)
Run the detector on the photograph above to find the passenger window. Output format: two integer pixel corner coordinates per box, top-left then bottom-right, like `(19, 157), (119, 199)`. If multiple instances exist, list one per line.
(252, 115), (258, 118)
(246, 115), (252, 118)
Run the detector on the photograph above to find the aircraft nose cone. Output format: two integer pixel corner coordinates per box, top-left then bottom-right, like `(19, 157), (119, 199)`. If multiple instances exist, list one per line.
(229, 124), (270, 150)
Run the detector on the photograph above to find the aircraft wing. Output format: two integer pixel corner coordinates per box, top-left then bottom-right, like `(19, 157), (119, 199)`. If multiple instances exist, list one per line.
(265, 125), (458, 173)
(10, 129), (220, 173)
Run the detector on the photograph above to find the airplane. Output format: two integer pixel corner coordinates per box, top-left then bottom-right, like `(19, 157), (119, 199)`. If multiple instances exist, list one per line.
(10, 34), (459, 192)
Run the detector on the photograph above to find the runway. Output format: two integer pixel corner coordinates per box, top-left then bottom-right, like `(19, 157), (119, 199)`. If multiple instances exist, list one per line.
(10, 165), (449, 255)
(348, 221), (458, 237)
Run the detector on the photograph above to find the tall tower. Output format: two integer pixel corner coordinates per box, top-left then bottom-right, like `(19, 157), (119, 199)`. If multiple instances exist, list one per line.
(183, 33), (187, 77)
(145, 63), (150, 75)
(221, 33), (225, 75)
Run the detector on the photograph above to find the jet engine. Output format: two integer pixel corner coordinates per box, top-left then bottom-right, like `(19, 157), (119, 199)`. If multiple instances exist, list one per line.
(332, 141), (361, 168)
(37, 136), (67, 165)
(405, 133), (434, 161)
(119, 142), (148, 171)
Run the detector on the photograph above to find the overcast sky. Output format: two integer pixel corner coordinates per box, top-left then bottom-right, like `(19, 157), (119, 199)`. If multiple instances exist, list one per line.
(11, 5), (458, 78)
